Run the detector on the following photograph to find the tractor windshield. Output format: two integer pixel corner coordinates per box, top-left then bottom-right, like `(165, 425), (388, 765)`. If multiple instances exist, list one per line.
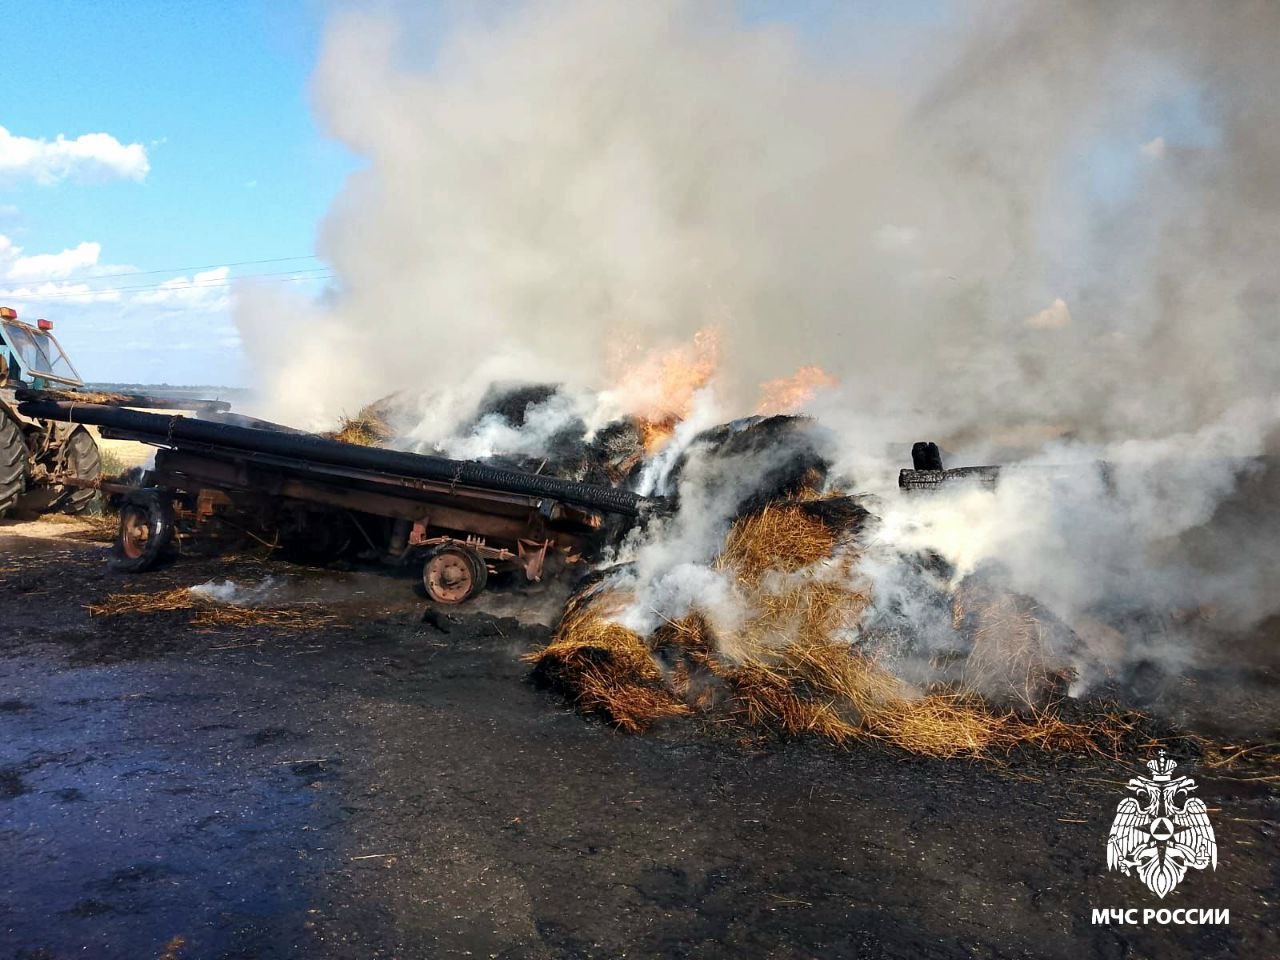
(0, 318), (83, 385)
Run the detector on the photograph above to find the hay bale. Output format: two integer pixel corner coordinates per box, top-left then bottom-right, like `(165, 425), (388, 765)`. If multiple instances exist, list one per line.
(712, 506), (870, 660)
(525, 495), (1131, 759)
(726, 661), (860, 743)
(784, 496), (873, 538)
(473, 382), (562, 428)
(526, 593), (689, 733)
(664, 415), (833, 514)
(952, 572), (1078, 708)
(717, 505), (838, 583)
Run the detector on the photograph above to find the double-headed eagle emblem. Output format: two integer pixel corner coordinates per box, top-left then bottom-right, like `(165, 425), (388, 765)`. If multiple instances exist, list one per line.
(1106, 750), (1217, 898)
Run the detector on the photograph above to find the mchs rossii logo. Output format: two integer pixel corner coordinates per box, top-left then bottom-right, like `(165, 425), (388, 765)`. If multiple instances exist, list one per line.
(1091, 751), (1228, 927)
(1107, 750), (1217, 898)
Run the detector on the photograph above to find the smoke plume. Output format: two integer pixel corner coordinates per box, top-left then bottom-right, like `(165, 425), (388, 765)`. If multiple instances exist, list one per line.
(236, 0), (1280, 718)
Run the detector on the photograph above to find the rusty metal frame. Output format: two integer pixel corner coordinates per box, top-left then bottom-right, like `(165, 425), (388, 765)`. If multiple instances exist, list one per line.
(138, 444), (597, 584)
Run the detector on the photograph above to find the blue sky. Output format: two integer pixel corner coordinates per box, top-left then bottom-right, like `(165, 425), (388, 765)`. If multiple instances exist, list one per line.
(0, 0), (354, 384)
(0, 0), (950, 386)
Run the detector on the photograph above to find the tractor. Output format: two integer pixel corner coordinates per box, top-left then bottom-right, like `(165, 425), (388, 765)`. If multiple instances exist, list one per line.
(0, 306), (102, 518)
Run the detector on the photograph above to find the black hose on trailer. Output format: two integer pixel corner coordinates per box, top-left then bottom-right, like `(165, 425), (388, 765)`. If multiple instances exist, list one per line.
(18, 400), (651, 517)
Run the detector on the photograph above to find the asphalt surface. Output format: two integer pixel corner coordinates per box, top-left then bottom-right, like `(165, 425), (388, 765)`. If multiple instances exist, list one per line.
(1, 525), (1276, 959)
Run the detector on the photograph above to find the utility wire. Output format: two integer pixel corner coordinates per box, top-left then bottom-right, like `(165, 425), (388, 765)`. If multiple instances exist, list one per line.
(0, 270), (336, 302)
(6, 254), (325, 287)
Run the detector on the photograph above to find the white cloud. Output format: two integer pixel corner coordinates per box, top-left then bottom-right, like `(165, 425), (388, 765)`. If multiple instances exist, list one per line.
(0, 233), (129, 303)
(1140, 136), (1166, 159)
(0, 235), (230, 310)
(0, 125), (150, 185)
(0, 234), (243, 384)
(4, 241), (103, 281)
(132, 267), (230, 309)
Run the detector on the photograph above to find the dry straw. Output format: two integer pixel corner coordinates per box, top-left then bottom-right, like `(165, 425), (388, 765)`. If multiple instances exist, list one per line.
(86, 587), (335, 630)
(529, 504), (1135, 758)
(43, 511), (119, 542)
(328, 403), (394, 447)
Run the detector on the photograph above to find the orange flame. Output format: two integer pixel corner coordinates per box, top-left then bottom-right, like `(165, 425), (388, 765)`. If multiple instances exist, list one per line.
(638, 416), (679, 455)
(609, 327), (720, 453)
(755, 365), (837, 415)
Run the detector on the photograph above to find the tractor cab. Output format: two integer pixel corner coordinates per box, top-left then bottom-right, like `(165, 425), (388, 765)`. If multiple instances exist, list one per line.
(0, 306), (83, 389)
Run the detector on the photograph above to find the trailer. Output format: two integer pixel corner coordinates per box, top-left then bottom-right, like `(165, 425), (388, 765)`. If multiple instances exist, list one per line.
(19, 400), (655, 604)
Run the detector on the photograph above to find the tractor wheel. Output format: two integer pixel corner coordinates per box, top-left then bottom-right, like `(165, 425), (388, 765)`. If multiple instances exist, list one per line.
(110, 494), (176, 573)
(59, 427), (102, 514)
(422, 544), (488, 604)
(0, 413), (26, 519)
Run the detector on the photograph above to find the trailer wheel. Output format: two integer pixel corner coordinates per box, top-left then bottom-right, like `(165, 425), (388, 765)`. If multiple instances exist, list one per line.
(0, 413), (26, 520)
(111, 494), (175, 572)
(423, 545), (488, 604)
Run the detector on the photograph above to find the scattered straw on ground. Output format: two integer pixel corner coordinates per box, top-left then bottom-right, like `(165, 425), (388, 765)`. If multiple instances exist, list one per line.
(1190, 738), (1280, 783)
(86, 587), (336, 631)
(42, 511), (119, 542)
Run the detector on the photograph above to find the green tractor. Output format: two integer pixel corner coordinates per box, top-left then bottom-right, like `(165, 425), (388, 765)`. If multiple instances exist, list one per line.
(0, 305), (102, 518)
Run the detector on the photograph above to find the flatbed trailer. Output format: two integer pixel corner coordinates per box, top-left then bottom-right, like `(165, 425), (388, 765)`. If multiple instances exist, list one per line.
(20, 400), (654, 604)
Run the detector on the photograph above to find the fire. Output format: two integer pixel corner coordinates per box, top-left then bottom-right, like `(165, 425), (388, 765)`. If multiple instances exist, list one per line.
(637, 416), (679, 455)
(608, 327), (720, 453)
(604, 333), (834, 453)
(755, 365), (837, 415)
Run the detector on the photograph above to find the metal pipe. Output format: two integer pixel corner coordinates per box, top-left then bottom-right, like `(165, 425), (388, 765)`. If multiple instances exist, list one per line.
(19, 399), (650, 516)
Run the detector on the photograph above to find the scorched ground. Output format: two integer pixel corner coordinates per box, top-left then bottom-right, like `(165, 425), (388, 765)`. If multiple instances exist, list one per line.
(1, 522), (1275, 960)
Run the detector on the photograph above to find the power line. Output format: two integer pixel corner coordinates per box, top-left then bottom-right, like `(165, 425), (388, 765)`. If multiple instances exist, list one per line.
(5, 254), (325, 287)
(0, 270), (336, 303)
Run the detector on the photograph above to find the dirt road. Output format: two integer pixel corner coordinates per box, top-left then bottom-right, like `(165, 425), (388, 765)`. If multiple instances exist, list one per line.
(1, 525), (1275, 959)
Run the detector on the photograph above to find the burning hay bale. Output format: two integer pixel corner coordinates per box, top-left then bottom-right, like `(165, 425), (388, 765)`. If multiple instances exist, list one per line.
(529, 499), (1134, 758)
(86, 585), (336, 630)
(526, 590), (689, 733)
(661, 415), (834, 514)
(713, 503), (870, 660)
(951, 572), (1079, 709)
(452, 382), (649, 485)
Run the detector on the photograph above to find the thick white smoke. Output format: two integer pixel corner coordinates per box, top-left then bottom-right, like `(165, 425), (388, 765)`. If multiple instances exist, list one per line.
(235, 0), (1279, 702)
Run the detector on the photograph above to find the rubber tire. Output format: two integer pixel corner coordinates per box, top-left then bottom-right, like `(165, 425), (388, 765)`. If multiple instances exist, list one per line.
(467, 549), (490, 594)
(60, 426), (102, 514)
(110, 494), (175, 573)
(0, 413), (26, 520)
(423, 544), (487, 604)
